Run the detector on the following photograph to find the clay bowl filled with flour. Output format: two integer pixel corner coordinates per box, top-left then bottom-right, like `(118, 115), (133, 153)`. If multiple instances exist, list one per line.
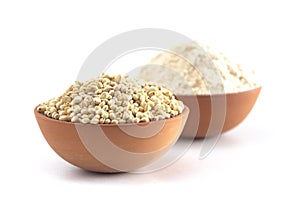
(134, 41), (261, 138)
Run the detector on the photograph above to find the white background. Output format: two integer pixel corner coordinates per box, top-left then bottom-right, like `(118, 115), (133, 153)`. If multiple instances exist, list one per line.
(0, 0), (299, 199)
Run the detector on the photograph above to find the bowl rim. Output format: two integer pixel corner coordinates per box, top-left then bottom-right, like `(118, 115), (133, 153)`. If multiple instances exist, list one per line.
(175, 86), (262, 97)
(34, 105), (189, 127)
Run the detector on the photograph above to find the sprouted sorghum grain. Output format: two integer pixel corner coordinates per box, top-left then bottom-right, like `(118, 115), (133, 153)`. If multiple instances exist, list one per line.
(37, 74), (184, 124)
(135, 42), (258, 95)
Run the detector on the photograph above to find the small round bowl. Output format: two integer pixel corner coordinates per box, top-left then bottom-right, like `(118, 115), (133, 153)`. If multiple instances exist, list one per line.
(177, 87), (261, 138)
(34, 106), (189, 173)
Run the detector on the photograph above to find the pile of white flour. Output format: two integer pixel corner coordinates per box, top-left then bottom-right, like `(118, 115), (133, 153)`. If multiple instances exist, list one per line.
(135, 42), (258, 95)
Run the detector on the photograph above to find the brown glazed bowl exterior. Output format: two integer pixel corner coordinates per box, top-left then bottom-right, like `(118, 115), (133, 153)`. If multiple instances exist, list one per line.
(34, 106), (189, 173)
(177, 87), (261, 138)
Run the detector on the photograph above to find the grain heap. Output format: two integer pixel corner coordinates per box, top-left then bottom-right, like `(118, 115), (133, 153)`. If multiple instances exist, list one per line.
(136, 42), (258, 94)
(37, 74), (184, 124)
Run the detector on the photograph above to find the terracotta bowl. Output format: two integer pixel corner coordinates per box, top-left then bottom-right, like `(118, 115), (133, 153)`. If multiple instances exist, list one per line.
(34, 106), (189, 173)
(177, 87), (261, 138)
